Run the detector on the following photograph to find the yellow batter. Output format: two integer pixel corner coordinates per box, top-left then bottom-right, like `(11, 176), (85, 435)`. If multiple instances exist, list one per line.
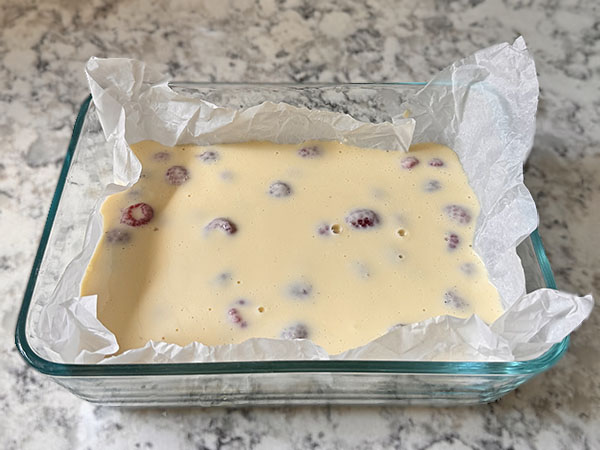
(81, 140), (503, 354)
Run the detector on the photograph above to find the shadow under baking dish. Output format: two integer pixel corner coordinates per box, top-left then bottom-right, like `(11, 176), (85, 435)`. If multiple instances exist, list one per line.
(15, 83), (567, 406)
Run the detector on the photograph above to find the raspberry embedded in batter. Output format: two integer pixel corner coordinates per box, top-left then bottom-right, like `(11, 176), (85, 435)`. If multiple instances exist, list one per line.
(268, 181), (292, 198)
(105, 228), (131, 244)
(444, 232), (460, 250)
(280, 323), (309, 340)
(287, 281), (313, 299)
(443, 204), (472, 225)
(214, 272), (233, 285)
(443, 290), (470, 310)
(424, 180), (442, 192)
(197, 150), (220, 163)
(205, 218), (238, 235)
(165, 166), (190, 185)
(153, 151), (170, 162)
(316, 222), (342, 236)
(227, 308), (247, 328)
(297, 145), (321, 158)
(428, 158), (445, 167)
(400, 156), (420, 169)
(120, 202), (154, 227)
(316, 223), (331, 236)
(345, 208), (380, 229)
(460, 262), (477, 276)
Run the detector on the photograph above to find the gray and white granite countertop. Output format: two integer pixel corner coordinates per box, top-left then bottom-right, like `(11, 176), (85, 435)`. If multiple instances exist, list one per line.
(1, 0), (598, 448)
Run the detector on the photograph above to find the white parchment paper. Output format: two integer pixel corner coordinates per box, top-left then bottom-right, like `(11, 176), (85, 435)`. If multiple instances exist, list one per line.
(37, 37), (593, 363)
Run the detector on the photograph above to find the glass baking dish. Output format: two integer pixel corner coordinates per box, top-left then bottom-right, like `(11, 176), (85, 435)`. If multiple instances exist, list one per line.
(15, 83), (567, 406)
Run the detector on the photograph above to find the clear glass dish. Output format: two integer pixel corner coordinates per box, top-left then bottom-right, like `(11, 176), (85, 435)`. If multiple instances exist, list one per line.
(15, 83), (567, 406)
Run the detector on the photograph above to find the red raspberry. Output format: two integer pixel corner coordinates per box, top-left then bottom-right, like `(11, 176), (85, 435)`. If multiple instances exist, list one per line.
(443, 205), (471, 225)
(120, 203), (154, 227)
(287, 281), (313, 299)
(227, 308), (247, 328)
(424, 180), (442, 192)
(297, 145), (321, 158)
(317, 223), (331, 236)
(428, 158), (444, 167)
(268, 181), (292, 197)
(345, 208), (380, 229)
(197, 150), (219, 163)
(105, 229), (131, 244)
(444, 232), (460, 250)
(153, 151), (170, 162)
(443, 290), (470, 310)
(400, 156), (419, 169)
(280, 323), (309, 340)
(205, 218), (237, 235)
(165, 166), (189, 185)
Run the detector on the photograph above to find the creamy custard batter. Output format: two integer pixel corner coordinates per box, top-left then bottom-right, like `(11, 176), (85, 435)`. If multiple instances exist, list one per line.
(81, 140), (503, 354)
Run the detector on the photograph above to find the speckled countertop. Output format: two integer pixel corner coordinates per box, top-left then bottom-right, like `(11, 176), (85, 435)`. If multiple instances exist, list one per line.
(1, 1), (599, 449)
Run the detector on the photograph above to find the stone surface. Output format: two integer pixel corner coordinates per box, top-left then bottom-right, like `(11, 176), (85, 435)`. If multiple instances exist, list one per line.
(1, 0), (598, 448)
